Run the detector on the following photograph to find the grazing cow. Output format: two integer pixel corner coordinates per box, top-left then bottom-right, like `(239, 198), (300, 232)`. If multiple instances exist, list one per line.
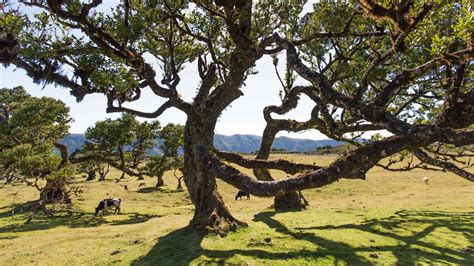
(423, 176), (429, 185)
(95, 198), (121, 216)
(138, 183), (146, 188)
(235, 190), (250, 200)
(123, 185), (128, 190)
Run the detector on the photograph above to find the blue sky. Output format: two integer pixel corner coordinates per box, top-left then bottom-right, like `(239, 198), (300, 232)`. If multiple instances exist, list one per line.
(0, 0), (330, 139)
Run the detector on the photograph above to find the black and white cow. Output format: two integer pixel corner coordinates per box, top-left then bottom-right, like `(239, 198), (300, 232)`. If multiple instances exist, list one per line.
(95, 198), (121, 216)
(235, 190), (250, 200)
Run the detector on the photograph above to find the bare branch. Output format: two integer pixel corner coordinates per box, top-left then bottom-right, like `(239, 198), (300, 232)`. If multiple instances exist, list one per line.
(215, 150), (321, 175)
(411, 148), (474, 182)
(69, 153), (143, 179)
(106, 96), (174, 119)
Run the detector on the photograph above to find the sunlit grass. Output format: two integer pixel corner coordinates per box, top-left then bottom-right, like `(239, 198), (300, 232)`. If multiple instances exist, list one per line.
(0, 154), (472, 265)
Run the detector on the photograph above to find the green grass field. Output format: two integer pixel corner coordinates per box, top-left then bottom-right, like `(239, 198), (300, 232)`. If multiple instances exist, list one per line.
(0, 154), (473, 265)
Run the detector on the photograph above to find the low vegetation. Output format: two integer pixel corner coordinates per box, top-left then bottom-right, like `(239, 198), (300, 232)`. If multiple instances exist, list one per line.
(0, 154), (472, 265)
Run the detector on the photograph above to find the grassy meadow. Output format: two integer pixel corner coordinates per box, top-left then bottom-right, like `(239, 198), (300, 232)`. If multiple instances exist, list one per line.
(0, 154), (473, 265)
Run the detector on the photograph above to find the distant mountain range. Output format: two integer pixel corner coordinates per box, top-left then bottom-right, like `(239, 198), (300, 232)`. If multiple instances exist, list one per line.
(60, 133), (344, 155)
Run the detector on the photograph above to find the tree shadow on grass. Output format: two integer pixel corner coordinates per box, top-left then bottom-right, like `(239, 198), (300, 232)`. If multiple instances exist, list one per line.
(294, 210), (474, 264)
(134, 210), (372, 265)
(134, 210), (474, 265)
(0, 235), (17, 240)
(137, 187), (184, 194)
(132, 227), (206, 265)
(0, 211), (161, 234)
(0, 200), (39, 219)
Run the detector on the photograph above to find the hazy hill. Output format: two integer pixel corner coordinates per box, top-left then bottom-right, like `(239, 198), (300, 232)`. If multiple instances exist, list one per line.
(60, 133), (343, 155)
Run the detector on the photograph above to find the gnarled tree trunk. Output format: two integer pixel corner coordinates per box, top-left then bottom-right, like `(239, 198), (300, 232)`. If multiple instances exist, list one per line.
(155, 168), (165, 187)
(98, 163), (109, 181)
(183, 116), (246, 236)
(254, 127), (307, 211)
(40, 179), (71, 204)
(86, 170), (96, 181)
(119, 149), (126, 179)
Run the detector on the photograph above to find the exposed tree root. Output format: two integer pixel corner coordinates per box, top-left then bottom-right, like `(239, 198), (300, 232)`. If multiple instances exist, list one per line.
(190, 192), (247, 237)
(274, 191), (308, 211)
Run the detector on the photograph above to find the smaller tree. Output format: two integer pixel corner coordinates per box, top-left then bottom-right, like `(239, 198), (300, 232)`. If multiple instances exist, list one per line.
(83, 115), (134, 180)
(145, 124), (184, 187)
(129, 120), (161, 180)
(114, 114), (137, 179)
(77, 160), (107, 181)
(83, 114), (161, 180)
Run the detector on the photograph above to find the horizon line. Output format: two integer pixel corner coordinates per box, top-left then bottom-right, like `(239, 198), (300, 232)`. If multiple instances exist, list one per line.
(67, 132), (338, 141)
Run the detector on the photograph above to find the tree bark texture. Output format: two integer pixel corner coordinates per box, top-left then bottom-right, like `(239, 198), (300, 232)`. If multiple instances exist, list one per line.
(182, 115), (246, 236)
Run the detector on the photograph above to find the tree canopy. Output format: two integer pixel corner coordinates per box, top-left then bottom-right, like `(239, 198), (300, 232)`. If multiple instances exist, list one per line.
(0, 86), (74, 204)
(83, 113), (161, 180)
(146, 123), (184, 187)
(1, 0), (472, 234)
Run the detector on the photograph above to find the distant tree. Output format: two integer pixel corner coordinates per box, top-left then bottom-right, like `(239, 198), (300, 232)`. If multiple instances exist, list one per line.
(77, 160), (97, 181)
(145, 123), (184, 187)
(83, 114), (161, 180)
(84, 114), (139, 179)
(2, 1), (473, 235)
(129, 119), (161, 179)
(112, 114), (137, 179)
(83, 119), (117, 181)
(77, 159), (110, 181)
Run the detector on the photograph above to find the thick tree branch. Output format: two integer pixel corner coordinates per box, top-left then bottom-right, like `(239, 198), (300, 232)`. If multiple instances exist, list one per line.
(54, 142), (69, 167)
(216, 150), (321, 175)
(21, 0), (192, 113)
(69, 153), (143, 178)
(272, 33), (474, 146)
(12, 57), (93, 101)
(207, 129), (474, 197)
(354, 1), (434, 99)
(374, 49), (473, 107)
(205, 135), (427, 197)
(106, 96), (174, 118)
(411, 148), (474, 182)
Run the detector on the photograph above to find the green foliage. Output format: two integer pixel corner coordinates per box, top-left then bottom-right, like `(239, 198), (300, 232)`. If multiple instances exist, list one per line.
(130, 119), (161, 167)
(0, 86), (29, 107)
(370, 133), (383, 142)
(84, 114), (136, 155)
(77, 159), (100, 174)
(0, 143), (61, 179)
(0, 87), (72, 183)
(146, 123), (184, 177)
(158, 123), (184, 157)
(6, 97), (71, 145)
(2, 0), (470, 126)
(83, 114), (184, 181)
